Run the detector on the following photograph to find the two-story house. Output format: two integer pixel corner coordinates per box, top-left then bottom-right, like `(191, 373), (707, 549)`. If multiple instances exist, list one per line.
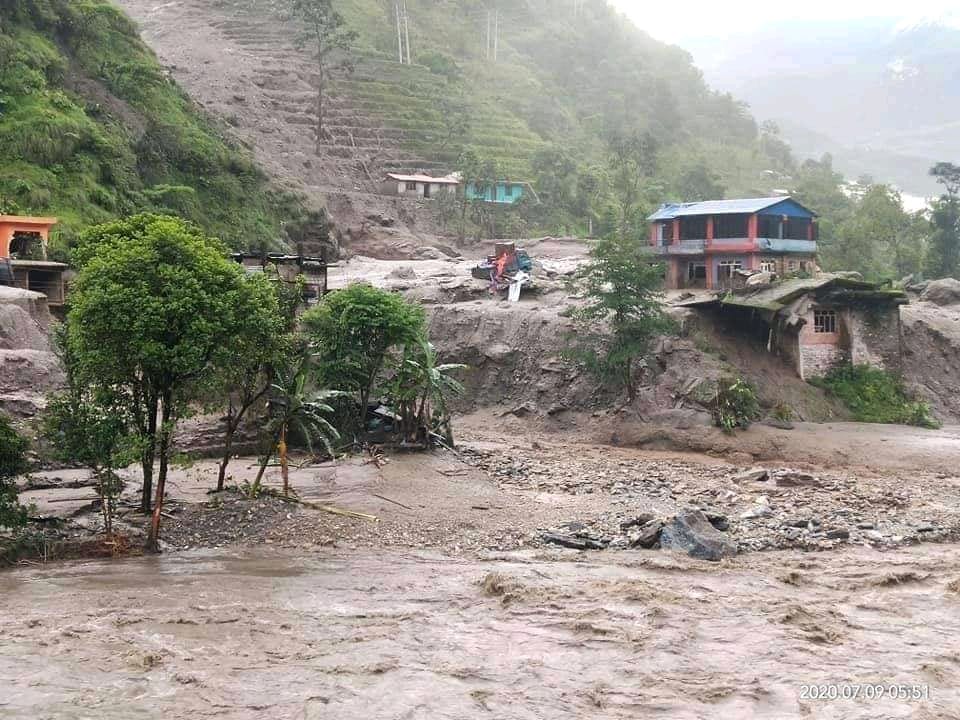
(647, 197), (818, 290)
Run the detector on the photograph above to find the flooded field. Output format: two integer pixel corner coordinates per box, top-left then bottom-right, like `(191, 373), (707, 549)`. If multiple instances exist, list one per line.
(3, 544), (960, 719)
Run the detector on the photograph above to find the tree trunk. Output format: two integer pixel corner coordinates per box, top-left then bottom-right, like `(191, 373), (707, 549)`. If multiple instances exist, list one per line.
(217, 417), (236, 492)
(279, 424), (289, 496)
(315, 64), (324, 154)
(147, 389), (173, 553)
(140, 391), (158, 513)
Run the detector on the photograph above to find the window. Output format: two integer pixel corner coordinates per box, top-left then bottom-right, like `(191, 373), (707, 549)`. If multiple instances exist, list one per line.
(814, 310), (837, 334)
(399, 181), (409, 192)
(761, 259), (776, 273)
(758, 215), (780, 238)
(715, 214), (749, 238)
(787, 259), (798, 273)
(799, 260), (808, 272)
(688, 262), (706, 280)
(784, 217), (810, 240)
(718, 260), (743, 278)
(657, 223), (670, 245)
(680, 216), (707, 240)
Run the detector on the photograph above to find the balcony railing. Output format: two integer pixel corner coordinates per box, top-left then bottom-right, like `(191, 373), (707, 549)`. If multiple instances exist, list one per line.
(651, 239), (706, 255)
(757, 238), (817, 253)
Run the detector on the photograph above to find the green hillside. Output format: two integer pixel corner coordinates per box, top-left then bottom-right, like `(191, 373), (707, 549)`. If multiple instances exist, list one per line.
(0, 1), (304, 254)
(285, 0), (796, 234)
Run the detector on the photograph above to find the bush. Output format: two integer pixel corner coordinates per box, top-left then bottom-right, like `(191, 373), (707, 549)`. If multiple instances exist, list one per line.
(712, 376), (759, 432)
(0, 414), (29, 529)
(814, 364), (939, 428)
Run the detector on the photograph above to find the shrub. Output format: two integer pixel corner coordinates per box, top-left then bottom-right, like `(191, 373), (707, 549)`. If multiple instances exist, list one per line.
(712, 376), (760, 432)
(0, 414), (29, 529)
(814, 364), (939, 428)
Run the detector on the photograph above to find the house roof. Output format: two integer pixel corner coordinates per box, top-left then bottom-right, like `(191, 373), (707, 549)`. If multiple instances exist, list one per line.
(647, 197), (815, 221)
(676, 275), (906, 314)
(0, 215), (58, 227)
(385, 172), (459, 185)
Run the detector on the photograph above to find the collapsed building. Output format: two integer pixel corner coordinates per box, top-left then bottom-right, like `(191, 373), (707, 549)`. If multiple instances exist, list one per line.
(678, 275), (908, 380)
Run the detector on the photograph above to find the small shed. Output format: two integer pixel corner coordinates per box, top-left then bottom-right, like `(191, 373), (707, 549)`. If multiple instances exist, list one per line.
(380, 173), (459, 199)
(464, 180), (539, 205)
(0, 215), (68, 308)
(678, 275), (907, 380)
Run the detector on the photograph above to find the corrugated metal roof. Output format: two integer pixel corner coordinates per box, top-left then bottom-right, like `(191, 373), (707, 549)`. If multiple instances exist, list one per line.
(648, 196), (797, 221)
(385, 173), (460, 184)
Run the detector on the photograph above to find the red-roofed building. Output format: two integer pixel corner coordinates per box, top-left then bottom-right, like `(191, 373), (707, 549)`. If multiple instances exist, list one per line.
(380, 172), (459, 198)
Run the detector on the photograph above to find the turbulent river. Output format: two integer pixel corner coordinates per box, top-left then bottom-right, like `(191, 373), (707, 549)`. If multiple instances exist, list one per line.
(2, 545), (960, 719)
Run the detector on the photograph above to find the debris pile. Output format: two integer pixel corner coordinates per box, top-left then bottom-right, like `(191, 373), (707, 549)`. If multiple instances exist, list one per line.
(461, 444), (960, 554)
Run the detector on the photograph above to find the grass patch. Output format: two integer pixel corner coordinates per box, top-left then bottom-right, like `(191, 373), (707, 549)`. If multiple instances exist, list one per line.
(812, 364), (940, 428)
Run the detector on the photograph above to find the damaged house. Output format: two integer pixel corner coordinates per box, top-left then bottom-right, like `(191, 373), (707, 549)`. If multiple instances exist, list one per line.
(679, 276), (908, 380)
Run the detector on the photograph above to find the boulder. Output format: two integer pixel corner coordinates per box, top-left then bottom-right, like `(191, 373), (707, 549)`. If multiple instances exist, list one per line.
(388, 265), (417, 280)
(733, 467), (768, 484)
(774, 470), (820, 487)
(921, 278), (960, 306)
(659, 510), (738, 561)
(630, 520), (663, 549)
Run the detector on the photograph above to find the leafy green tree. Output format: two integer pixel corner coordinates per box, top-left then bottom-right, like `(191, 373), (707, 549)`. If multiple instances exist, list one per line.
(566, 234), (672, 401)
(67, 214), (268, 551)
(0, 414), (28, 530)
(388, 338), (466, 446)
(253, 356), (341, 496)
(828, 185), (910, 279)
(604, 129), (658, 240)
(42, 389), (133, 535)
(287, 0), (358, 151)
(925, 162), (960, 279)
(673, 162), (725, 202)
(302, 283), (425, 432)
(206, 273), (291, 492)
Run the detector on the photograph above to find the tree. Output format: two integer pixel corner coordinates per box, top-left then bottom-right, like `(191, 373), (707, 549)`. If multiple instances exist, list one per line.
(0, 413), (28, 530)
(566, 234), (672, 402)
(287, 0), (358, 152)
(388, 338), (466, 446)
(206, 273), (291, 492)
(253, 356), (341, 495)
(828, 185), (909, 279)
(926, 162), (960, 279)
(67, 214), (265, 551)
(930, 162), (960, 198)
(302, 283), (425, 433)
(604, 129), (658, 240)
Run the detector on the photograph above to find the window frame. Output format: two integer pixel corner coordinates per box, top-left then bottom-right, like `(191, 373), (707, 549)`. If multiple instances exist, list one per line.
(813, 309), (838, 334)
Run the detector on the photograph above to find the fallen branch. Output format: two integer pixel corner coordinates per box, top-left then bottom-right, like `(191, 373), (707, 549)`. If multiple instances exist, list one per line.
(47, 496), (99, 504)
(372, 493), (412, 510)
(297, 499), (378, 522)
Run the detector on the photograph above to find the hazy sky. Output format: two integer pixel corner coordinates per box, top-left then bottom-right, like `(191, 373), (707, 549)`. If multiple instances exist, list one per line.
(607, 0), (959, 43)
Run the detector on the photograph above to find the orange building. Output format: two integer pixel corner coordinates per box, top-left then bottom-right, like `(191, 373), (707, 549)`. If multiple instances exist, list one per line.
(0, 215), (67, 307)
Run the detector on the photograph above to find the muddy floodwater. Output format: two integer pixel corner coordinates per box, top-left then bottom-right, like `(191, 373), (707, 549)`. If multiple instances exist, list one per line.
(3, 545), (960, 719)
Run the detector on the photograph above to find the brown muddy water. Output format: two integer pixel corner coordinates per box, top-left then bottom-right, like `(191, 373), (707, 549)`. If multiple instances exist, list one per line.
(2, 545), (960, 719)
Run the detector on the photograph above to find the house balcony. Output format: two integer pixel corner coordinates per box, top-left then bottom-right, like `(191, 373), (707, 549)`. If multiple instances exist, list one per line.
(756, 238), (817, 254)
(650, 239), (706, 255)
(652, 238), (817, 256)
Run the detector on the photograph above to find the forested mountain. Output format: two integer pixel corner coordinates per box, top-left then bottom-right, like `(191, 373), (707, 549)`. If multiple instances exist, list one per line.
(0, 1), (305, 254)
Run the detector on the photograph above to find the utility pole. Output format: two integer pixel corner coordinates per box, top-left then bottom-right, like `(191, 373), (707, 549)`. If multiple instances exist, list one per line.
(493, 8), (498, 62)
(402, 0), (411, 65)
(485, 9), (491, 60)
(395, 0), (404, 63)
